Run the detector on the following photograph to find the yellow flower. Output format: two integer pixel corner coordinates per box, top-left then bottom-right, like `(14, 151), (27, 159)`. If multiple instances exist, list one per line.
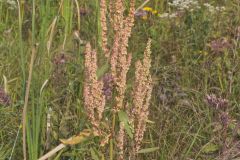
(152, 10), (158, 14)
(143, 7), (158, 15)
(143, 7), (153, 12)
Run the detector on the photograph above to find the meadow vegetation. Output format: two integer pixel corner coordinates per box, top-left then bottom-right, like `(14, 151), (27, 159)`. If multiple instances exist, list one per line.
(0, 0), (240, 159)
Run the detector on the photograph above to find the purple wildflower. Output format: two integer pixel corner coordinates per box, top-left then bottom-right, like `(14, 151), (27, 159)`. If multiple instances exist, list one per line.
(220, 112), (229, 129)
(209, 38), (231, 53)
(0, 87), (11, 106)
(205, 94), (228, 110)
(102, 73), (114, 100)
(134, 9), (147, 17)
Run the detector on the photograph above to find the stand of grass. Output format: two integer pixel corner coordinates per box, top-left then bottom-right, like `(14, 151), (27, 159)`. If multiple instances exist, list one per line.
(24, 1), (56, 159)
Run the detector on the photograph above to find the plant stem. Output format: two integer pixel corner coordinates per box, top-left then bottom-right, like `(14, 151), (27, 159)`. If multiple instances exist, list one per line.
(22, 47), (36, 160)
(110, 113), (116, 160)
(16, 0), (26, 92)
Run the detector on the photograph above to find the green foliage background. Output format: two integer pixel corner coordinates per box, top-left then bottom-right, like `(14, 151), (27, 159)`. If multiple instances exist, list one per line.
(0, 0), (240, 159)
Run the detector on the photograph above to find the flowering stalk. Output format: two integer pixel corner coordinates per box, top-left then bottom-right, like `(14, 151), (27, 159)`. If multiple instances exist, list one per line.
(100, 0), (109, 57)
(131, 39), (153, 157)
(83, 43), (106, 135)
(84, 0), (153, 159)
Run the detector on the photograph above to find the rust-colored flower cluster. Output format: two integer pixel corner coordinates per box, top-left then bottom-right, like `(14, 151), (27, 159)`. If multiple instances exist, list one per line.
(131, 39), (153, 153)
(83, 43), (106, 135)
(100, 0), (109, 57)
(103, 0), (136, 112)
(83, 0), (153, 159)
(116, 122), (125, 160)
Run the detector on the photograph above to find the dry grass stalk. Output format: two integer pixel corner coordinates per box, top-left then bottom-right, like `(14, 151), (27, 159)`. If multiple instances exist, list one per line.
(38, 143), (66, 160)
(83, 43), (106, 135)
(45, 107), (52, 151)
(135, 0), (151, 14)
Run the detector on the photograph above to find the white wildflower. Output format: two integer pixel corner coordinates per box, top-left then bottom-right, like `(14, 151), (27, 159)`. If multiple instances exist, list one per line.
(169, 13), (178, 18)
(203, 3), (225, 13)
(159, 13), (169, 18)
(168, 0), (199, 10)
(159, 13), (177, 18)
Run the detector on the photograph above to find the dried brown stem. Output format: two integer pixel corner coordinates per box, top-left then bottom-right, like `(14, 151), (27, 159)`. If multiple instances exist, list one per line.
(38, 143), (66, 160)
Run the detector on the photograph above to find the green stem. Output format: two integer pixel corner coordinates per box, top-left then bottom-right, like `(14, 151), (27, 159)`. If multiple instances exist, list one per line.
(110, 113), (116, 160)
(17, 0), (26, 91)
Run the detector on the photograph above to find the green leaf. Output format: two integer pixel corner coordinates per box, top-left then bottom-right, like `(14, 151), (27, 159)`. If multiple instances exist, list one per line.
(137, 147), (159, 154)
(229, 121), (237, 130)
(118, 110), (133, 139)
(124, 123), (133, 139)
(97, 63), (109, 78)
(118, 110), (129, 124)
(90, 148), (100, 160)
(202, 143), (219, 154)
